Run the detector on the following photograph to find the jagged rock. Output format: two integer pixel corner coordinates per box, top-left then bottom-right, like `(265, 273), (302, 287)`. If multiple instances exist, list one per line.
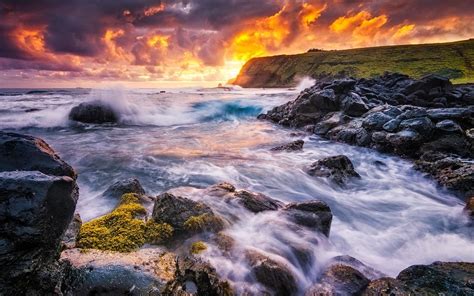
(0, 171), (78, 294)
(282, 200), (333, 236)
(0, 131), (76, 179)
(152, 193), (224, 234)
(62, 213), (82, 250)
(309, 89), (339, 111)
(245, 249), (298, 296)
(341, 92), (369, 116)
(314, 112), (350, 135)
(307, 155), (360, 184)
(271, 139), (304, 151)
(396, 261), (474, 295)
(305, 264), (370, 296)
(163, 256), (233, 296)
(69, 100), (118, 124)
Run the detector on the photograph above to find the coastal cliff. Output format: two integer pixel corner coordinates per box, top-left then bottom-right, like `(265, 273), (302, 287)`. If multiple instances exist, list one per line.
(233, 39), (474, 88)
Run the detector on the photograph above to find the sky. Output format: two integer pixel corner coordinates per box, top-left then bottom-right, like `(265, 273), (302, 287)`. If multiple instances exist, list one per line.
(0, 0), (473, 88)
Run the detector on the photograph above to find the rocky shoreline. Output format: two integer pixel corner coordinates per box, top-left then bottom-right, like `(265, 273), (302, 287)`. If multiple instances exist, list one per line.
(259, 73), (474, 201)
(1, 129), (473, 295)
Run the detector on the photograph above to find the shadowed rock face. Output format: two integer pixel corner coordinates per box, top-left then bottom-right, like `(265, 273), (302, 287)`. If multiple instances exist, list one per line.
(0, 131), (76, 179)
(0, 132), (78, 294)
(69, 100), (118, 124)
(259, 74), (474, 198)
(307, 155), (361, 185)
(282, 200), (333, 236)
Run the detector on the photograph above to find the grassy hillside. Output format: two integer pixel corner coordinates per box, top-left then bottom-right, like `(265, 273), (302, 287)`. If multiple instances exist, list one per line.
(233, 39), (474, 88)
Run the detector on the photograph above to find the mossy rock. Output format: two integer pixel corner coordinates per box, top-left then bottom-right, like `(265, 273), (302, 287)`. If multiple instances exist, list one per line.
(184, 213), (225, 233)
(190, 241), (207, 254)
(77, 193), (173, 252)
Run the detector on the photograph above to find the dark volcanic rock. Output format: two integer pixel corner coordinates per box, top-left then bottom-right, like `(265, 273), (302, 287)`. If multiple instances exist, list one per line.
(271, 139), (304, 151)
(152, 192), (224, 234)
(233, 190), (284, 213)
(305, 264), (370, 296)
(164, 256), (233, 296)
(0, 131), (76, 179)
(282, 200), (333, 236)
(307, 155), (360, 184)
(62, 213), (82, 250)
(103, 178), (146, 199)
(245, 249), (298, 296)
(396, 261), (474, 295)
(259, 74), (474, 195)
(69, 100), (118, 124)
(0, 171), (78, 293)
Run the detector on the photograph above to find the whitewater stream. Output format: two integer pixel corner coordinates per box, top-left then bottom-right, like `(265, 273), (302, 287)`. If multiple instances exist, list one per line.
(1, 85), (473, 293)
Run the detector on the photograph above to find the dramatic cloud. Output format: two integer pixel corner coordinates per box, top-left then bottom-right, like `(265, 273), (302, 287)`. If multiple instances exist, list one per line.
(0, 0), (472, 86)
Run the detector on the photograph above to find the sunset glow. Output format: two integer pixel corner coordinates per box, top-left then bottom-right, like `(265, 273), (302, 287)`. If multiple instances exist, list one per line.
(0, 0), (473, 87)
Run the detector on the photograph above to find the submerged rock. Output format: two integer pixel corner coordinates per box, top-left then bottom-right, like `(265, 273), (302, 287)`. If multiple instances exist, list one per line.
(271, 139), (304, 151)
(245, 249), (298, 296)
(233, 189), (284, 213)
(0, 131), (76, 179)
(69, 100), (118, 124)
(307, 155), (361, 184)
(163, 256), (233, 296)
(282, 200), (333, 236)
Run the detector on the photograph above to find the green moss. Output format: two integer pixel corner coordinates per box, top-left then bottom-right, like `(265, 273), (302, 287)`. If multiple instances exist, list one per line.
(190, 241), (207, 254)
(184, 213), (224, 233)
(77, 193), (173, 252)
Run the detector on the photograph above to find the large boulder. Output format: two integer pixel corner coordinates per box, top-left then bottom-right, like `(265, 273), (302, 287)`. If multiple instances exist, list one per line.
(152, 193), (224, 235)
(307, 155), (361, 184)
(245, 249), (298, 296)
(103, 178), (146, 199)
(69, 100), (118, 124)
(282, 200), (333, 236)
(0, 132), (76, 179)
(0, 171), (78, 293)
(396, 261), (474, 295)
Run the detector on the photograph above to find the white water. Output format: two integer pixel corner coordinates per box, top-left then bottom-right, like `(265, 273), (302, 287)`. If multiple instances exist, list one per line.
(0, 87), (472, 293)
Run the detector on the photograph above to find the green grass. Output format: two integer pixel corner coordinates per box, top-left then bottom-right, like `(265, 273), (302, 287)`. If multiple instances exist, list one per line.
(233, 39), (474, 87)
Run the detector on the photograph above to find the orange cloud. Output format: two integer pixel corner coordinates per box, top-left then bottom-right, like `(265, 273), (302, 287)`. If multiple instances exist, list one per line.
(14, 27), (46, 56)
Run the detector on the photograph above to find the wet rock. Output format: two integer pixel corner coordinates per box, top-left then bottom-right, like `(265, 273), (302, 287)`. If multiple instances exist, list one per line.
(271, 139), (304, 151)
(233, 189), (284, 213)
(341, 92), (369, 116)
(61, 248), (176, 295)
(314, 112), (350, 135)
(464, 197), (474, 217)
(0, 131), (76, 179)
(362, 277), (413, 295)
(386, 130), (422, 149)
(362, 112), (393, 130)
(427, 107), (472, 121)
(62, 213), (82, 250)
(69, 100), (118, 123)
(329, 256), (385, 280)
(399, 117), (434, 136)
(436, 119), (463, 133)
(245, 249), (298, 296)
(396, 261), (474, 295)
(103, 178), (146, 198)
(164, 256), (233, 296)
(306, 264), (370, 296)
(152, 193), (224, 234)
(205, 182), (236, 197)
(307, 155), (360, 184)
(0, 171), (78, 294)
(382, 119), (400, 132)
(214, 232), (236, 254)
(309, 89), (339, 111)
(282, 200), (333, 236)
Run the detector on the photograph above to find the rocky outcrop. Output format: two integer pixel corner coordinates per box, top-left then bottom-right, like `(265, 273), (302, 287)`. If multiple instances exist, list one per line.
(259, 74), (474, 198)
(0, 133), (78, 294)
(307, 155), (361, 185)
(282, 200), (333, 236)
(103, 177), (146, 199)
(62, 213), (82, 250)
(0, 131), (76, 179)
(69, 100), (118, 124)
(271, 139), (304, 151)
